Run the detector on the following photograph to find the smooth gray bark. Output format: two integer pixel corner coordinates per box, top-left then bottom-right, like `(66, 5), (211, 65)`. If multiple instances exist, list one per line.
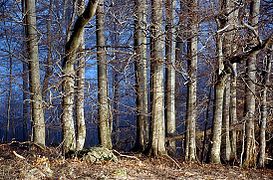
(75, 0), (86, 151)
(185, 0), (198, 161)
(149, 0), (166, 156)
(134, 0), (149, 151)
(244, 0), (260, 167)
(62, 0), (99, 153)
(24, 0), (46, 146)
(96, 1), (112, 149)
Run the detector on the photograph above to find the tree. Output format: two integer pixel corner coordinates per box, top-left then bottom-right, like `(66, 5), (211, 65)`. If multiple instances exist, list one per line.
(165, 0), (176, 154)
(75, 0), (87, 151)
(96, 0), (112, 149)
(62, 0), (99, 153)
(134, 0), (149, 151)
(149, 0), (166, 156)
(23, 0), (46, 146)
(258, 47), (271, 167)
(210, 0), (227, 163)
(185, 0), (198, 161)
(243, 0), (260, 167)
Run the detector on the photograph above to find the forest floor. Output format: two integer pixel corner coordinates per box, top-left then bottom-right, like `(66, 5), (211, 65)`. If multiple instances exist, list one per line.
(0, 142), (272, 179)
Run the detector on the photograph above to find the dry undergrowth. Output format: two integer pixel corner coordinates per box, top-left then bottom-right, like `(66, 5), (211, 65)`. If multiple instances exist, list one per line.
(0, 142), (272, 179)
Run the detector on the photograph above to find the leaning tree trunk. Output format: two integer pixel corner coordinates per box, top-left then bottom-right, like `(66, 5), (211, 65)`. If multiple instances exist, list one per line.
(244, 0), (260, 168)
(134, 0), (149, 152)
(75, 0), (87, 151)
(24, 0), (46, 146)
(62, 0), (99, 153)
(149, 0), (166, 156)
(185, 0), (198, 161)
(165, 0), (176, 154)
(96, 1), (112, 149)
(258, 48), (271, 167)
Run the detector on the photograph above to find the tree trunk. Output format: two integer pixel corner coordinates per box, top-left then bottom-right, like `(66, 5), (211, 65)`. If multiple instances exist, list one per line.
(149, 0), (166, 156)
(24, 0), (46, 146)
(244, 0), (260, 168)
(75, 0), (86, 151)
(185, 0), (198, 161)
(210, 24), (226, 164)
(258, 49), (271, 167)
(230, 64), (237, 161)
(62, 0), (99, 153)
(134, 0), (148, 152)
(165, 0), (176, 154)
(96, 1), (112, 149)
(222, 77), (231, 161)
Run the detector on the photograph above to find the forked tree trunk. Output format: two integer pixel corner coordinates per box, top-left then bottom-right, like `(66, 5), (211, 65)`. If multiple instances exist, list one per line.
(75, 0), (86, 151)
(185, 0), (198, 161)
(62, 0), (99, 153)
(24, 0), (46, 146)
(96, 1), (112, 149)
(134, 0), (149, 151)
(244, 0), (260, 168)
(149, 0), (166, 156)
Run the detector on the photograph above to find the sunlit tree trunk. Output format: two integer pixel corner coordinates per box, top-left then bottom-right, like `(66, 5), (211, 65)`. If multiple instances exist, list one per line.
(258, 49), (271, 167)
(165, 0), (176, 154)
(134, 0), (148, 151)
(244, 0), (260, 167)
(185, 0), (198, 161)
(24, 0), (46, 146)
(96, 1), (112, 149)
(149, 0), (166, 156)
(62, 0), (99, 153)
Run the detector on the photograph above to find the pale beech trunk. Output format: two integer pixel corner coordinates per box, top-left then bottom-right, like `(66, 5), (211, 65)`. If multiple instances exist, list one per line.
(185, 0), (198, 161)
(244, 0), (260, 167)
(134, 0), (148, 151)
(75, 0), (86, 151)
(149, 0), (166, 156)
(230, 68), (237, 160)
(222, 77), (231, 161)
(62, 0), (99, 153)
(96, 1), (112, 149)
(24, 0), (45, 146)
(258, 49), (271, 167)
(210, 23), (225, 164)
(230, 7), (239, 161)
(165, 0), (176, 154)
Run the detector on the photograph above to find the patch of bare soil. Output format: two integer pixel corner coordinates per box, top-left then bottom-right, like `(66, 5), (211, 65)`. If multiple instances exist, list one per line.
(0, 142), (272, 179)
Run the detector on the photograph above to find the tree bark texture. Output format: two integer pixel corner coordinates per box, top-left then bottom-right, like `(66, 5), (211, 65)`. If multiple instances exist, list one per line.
(62, 0), (99, 153)
(96, 1), (112, 149)
(185, 0), (198, 161)
(75, 0), (86, 151)
(149, 0), (166, 156)
(165, 0), (176, 154)
(24, 0), (46, 146)
(244, 0), (260, 168)
(134, 0), (149, 152)
(258, 49), (271, 167)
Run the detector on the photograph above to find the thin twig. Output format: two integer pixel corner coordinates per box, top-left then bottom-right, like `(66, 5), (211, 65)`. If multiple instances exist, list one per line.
(112, 149), (141, 161)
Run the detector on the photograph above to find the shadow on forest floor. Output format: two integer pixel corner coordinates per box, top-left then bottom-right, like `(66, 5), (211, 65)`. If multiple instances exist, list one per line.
(0, 142), (272, 179)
